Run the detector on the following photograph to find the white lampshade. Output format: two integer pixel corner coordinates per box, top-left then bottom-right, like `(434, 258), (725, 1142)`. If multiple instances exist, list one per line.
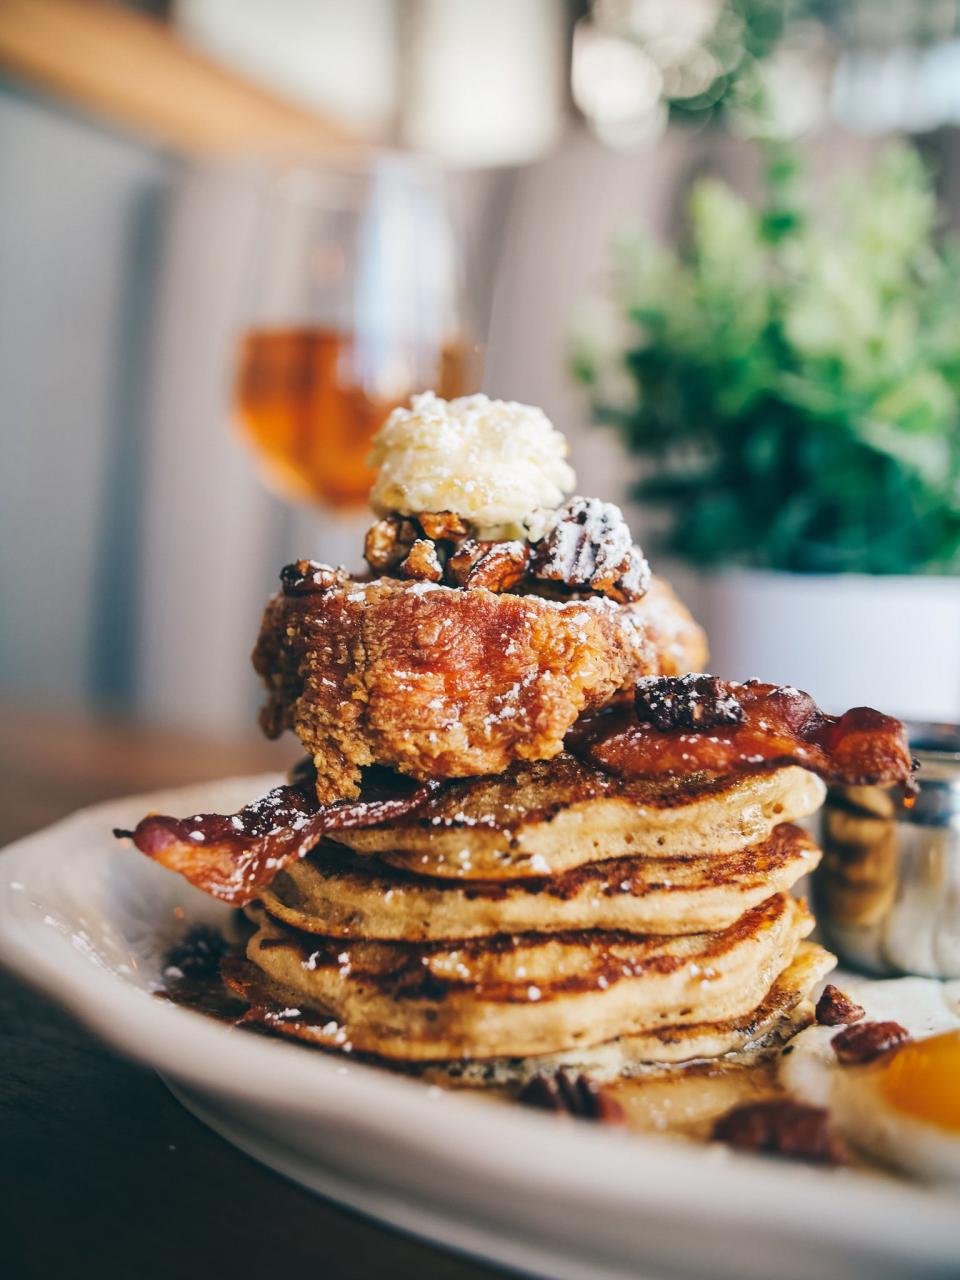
(175, 0), (399, 136)
(402, 0), (565, 167)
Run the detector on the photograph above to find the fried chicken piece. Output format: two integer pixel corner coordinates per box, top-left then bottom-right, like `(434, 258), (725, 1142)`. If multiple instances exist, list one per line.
(253, 571), (707, 802)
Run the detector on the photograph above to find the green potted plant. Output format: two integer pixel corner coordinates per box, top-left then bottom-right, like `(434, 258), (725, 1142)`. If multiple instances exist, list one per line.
(576, 143), (960, 717)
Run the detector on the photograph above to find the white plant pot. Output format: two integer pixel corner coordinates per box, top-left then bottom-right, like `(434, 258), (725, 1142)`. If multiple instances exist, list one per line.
(696, 569), (960, 721)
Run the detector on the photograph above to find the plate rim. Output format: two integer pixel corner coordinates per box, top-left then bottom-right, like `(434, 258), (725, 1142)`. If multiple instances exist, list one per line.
(165, 1076), (670, 1280)
(2, 778), (959, 1275)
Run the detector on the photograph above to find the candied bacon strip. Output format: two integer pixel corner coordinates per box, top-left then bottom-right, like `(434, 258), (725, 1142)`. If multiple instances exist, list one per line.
(114, 769), (436, 906)
(567, 678), (913, 789)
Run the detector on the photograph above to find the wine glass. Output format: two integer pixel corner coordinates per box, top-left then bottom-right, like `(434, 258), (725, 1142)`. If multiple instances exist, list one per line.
(234, 152), (482, 509)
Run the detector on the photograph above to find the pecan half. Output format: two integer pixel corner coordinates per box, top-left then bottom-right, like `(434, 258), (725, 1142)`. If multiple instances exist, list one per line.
(399, 538), (443, 583)
(445, 539), (481, 585)
(280, 560), (351, 596)
(712, 1100), (848, 1165)
(815, 984), (866, 1027)
(417, 510), (469, 541)
(518, 1071), (625, 1124)
(634, 673), (745, 732)
(446, 539), (530, 591)
(364, 516), (420, 573)
(530, 496), (650, 603)
(831, 1020), (911, 1065)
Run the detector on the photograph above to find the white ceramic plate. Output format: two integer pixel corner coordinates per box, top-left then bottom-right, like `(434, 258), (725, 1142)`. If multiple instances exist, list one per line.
(2, 776), (959, 1280)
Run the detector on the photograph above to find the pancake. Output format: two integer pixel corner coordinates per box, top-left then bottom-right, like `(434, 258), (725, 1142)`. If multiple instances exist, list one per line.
(817, 864), (899, 928)
(238, 893), (813, 1060)
(330, 756), (826, 880)
(422, 942), (836, 1086)
(226, 937), (831, 1078)
(824, 805), (896, 854)
(260, 823), (821, 941)
(818, 802), (899, 927)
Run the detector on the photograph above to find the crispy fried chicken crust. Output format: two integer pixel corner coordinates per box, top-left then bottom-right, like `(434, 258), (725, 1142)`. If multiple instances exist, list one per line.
(253, 574), (707, 801)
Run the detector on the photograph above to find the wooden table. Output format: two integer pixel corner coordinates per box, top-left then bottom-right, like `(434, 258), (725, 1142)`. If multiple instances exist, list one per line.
(0, 707), (502, 1280)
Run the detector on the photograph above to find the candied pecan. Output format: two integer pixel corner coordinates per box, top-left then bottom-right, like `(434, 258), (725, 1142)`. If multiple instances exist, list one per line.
(634, 673), (745, 732)
(399, 538), (443, 583)
(530, 496), (650, 603)
(280, 560), (351, 596)
(831, 1020), (911, 1065)
(446, 539), (530, 591)
(445, 539), (482, 585)
(417, 510), (468, 541)
(518, 1070), (625, 1124)
(364, 515), (422, 573)
(815, 984), (866, 1027)
(466, 543), (529, 591)
(712, 1100), (848, 1165)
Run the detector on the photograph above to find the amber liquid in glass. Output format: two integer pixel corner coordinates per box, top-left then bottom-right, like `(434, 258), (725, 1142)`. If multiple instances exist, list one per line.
(235, 327), (480, 507)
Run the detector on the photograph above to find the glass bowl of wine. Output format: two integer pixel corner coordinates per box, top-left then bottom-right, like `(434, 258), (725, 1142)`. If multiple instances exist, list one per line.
(234, 153), (482, 509)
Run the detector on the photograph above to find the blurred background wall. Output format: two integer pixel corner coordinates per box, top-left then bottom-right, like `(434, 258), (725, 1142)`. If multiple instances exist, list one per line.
(3, 0), (960, 733)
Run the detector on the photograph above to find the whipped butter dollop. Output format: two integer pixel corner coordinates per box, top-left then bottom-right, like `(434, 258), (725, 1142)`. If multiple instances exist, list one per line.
(368, 392), (576, 540)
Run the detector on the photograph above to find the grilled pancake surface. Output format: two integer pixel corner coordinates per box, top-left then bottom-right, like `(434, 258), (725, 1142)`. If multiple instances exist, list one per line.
(227, 940), (834, 1081)
(261, 823), (821, 941)
(331, 758), (826, 879)
(422, 940), (836, 1084)
(242, 893), (812, 1060)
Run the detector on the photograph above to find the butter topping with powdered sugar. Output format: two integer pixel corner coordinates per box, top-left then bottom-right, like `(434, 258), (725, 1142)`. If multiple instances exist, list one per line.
(368, 392), (575, 540)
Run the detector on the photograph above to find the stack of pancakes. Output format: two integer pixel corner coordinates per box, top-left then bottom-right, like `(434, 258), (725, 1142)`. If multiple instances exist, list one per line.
(236, 752), (836, 1086)
(120, 399), (912, 1094)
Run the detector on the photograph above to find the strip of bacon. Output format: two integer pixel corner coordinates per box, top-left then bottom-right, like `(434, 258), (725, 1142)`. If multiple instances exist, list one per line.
(114, 768), (435, 906)
(567, 678), (914, 789)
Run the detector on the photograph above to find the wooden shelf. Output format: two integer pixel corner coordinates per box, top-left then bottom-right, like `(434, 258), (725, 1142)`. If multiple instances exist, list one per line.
(0, 0), (362, 155)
